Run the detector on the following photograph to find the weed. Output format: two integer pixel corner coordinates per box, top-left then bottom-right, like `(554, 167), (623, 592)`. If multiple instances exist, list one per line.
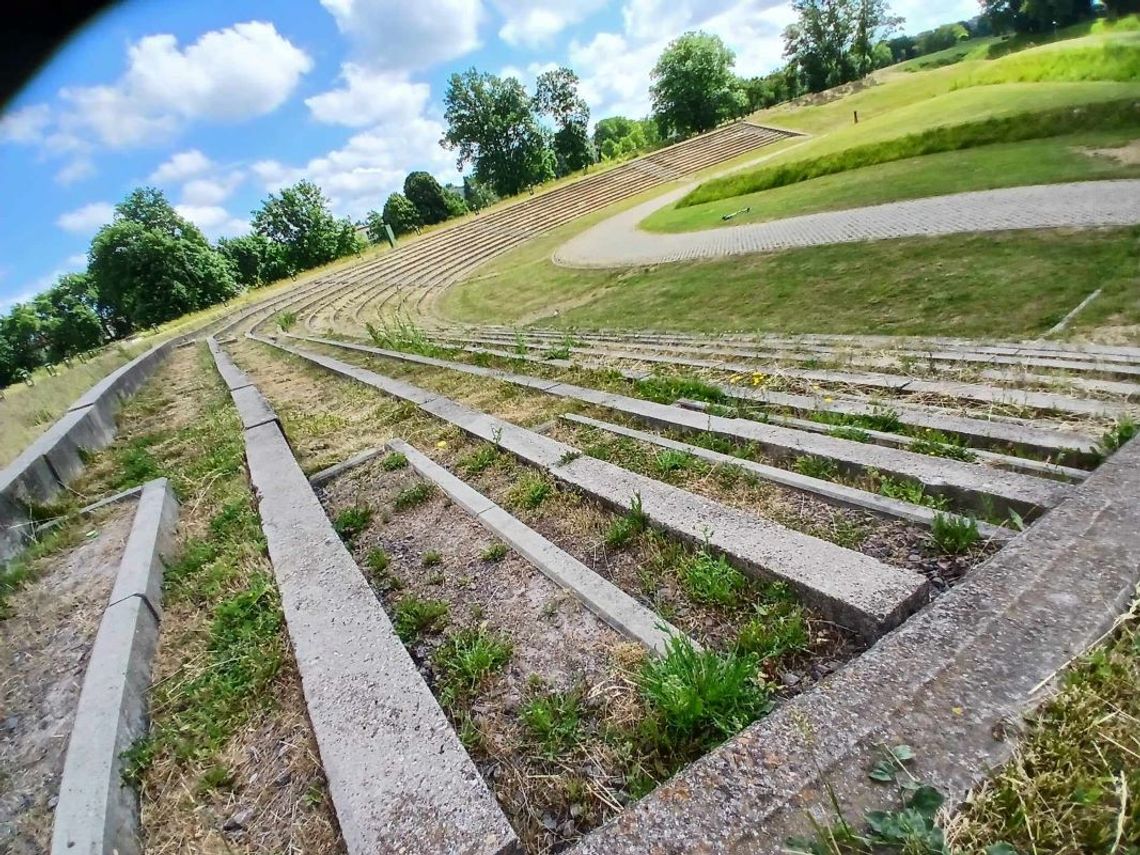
(639, 635), (771, 749)
(365, 547), (390, 573)
(460, 444), (498, 475)
(909, 430), (976, 462)
(521, 689), (583, 758)
(736, 601), (809, 660)
(481, 542), (509, 562)
(421, 550), (443, 567)
(544, 345), (571, 360)
(1095, 416), (1137, 458)
(794, 455), (838, 481)
(366, 314), (451, 358)
(876, 474), (949, 510)
(394, 481), (435, 511)
(513, 330), (529, 356)
(654, 448), (693, 475)
(606, 492), (650, 548)
(930, 513), (980, 554)
(557, 449), (582, 466)
(333, 504), (372, 543)
(507, 472), (553, 510)
(381, 451), (408, 470)
(680, 546), (746, 606)
(457, 713), (485, 753)
(435, 627), (513, 697)
(393, 596), (449, 642)
(829, 425), (872, 443)
(636, 374), (727, 405)
(275, 311), (297, 331)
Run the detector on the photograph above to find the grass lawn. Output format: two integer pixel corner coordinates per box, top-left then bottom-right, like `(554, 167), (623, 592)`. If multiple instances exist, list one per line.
(439, 227), (1140, 340)
(641, 130), (1140, 233)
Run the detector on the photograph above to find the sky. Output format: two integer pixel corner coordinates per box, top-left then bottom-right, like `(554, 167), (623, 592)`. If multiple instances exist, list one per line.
(0, 0), (979, 309)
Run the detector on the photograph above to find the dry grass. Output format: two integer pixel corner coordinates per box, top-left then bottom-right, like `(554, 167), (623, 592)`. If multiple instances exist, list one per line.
(946, 592), (1140, 854)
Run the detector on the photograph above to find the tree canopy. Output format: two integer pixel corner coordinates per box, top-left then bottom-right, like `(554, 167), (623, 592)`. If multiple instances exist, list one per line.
(381, 192), (422, 236)
(250, 180), (363, 273)
(650, 32), (741, 138)
(534, 67), (593, 174)
(980, 0), (1095, 33)
(442, 69), (557, 197)
(783, 0), (901, 93)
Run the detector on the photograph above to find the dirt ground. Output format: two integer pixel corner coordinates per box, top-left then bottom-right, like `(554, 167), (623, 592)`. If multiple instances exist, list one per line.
(0, 507), (132, 853)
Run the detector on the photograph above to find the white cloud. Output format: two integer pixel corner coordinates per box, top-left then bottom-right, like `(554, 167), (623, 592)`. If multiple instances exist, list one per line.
(306, 65), (432, 128)
(319, 0), (483, 70)
(0, 104), (52, 143)
(65, 253), (88, 269)
(54, 157), (96, 185)
(175, 204), (248, 238)
(499, 61), (559, 91)
(893, 0), (980, 33)
(148, 149), (213, 184)
(56, 202), (114, 234)
(181, 174), (244, 206)
(492, 0), (609, 48)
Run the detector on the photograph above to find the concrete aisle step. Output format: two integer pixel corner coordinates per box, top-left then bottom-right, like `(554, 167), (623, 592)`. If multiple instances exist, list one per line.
(208, 342), (518, 855)
(388, 438), (687, 655)
(291, 334), (1068, 519)
(562, 414), (1014, 542)
(253, 334), (929, 640)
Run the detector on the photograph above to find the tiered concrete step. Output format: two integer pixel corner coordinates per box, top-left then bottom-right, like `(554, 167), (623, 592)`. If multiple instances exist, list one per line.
(253, 333), (930, 641)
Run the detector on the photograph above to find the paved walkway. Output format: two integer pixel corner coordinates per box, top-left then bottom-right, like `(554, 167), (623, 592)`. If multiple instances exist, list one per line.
(552, 180), (1140, 268)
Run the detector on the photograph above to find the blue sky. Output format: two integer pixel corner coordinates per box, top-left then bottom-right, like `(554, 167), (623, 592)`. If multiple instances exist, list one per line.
(0, 0), (977, 308)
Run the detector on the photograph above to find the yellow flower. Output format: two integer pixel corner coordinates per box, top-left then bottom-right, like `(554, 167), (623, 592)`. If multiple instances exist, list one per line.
(824, 396), (834, 403)
(436, 440), (449, 449)
(728, 374), (743, 385)
(751, 372), (766, 386)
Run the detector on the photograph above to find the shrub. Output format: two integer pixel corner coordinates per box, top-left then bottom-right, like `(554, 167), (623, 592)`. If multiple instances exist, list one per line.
(931, 512), (980, 554)
(381, 451), (408, 470)
(639, 636), (771, 749)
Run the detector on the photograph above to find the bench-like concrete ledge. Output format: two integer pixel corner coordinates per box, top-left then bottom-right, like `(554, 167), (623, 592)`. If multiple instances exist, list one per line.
(570, 436), (1140, 854)
(309, 447), (383, 488)
(51, 478), (179, 855)
(242, 420), (518, 854)
(389, 438), (685, 655)
(254, 335), (928, 640)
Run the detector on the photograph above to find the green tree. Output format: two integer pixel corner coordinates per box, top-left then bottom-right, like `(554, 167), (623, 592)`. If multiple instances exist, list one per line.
(250, 180), (360, 273)
(34, 273), (105, 360)
(784, 0), (900, 92)
(915, 22), (969, 54)
(650, 32), (740, 138)
(981, 0), (1094, 33)
(403, 171), (452, 225)
(89, 188), (239, 332)
(462, 177), (497, 211)
(442, 69), (555, 197)
(382, 193), (421, 236)
(217, 234), (287, 288)
(534, 67), (593, 175)
(0, 304), (46, 375)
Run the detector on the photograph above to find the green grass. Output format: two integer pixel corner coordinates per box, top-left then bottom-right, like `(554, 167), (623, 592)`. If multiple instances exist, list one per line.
(332, 504), (372, 542)
(421, 549), (442, 567)
(635, 374), (727, 405)
(794, 455), (839, 481)
(381, 451), (408, 470)
(441, 227), (1140, 339)
(434, 627), (513, 699)
(459, 444), (499, 475)
(393, 595), (449, 642)
(1095, 416), (1138, 459)
(521, 688), (583, 758)
(674, 98), (1140, 212)
(679, 547), (747, 606)
(638, 635), (772, 751)
(642, 129), (1140, 233)
(930, 512), (981, 554)
(394, 481), (435, 511)
(736, 596), (810, 661)
(506, 471), (553, 510)
(481, 541), (509, 562)
(605, 492), (650, 548)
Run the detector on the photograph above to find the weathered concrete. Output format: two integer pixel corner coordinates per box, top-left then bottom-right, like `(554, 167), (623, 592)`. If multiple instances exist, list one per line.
(231, 384), (280, 432)
(292, 334), (1067, 519)
(564, 414), (1014, 542)
(255, 335), (928, 639)
(51, 479), (179, 855)
(309, 447), (383, 488)
(207, 335), (254, 390)
(571, 435), (1140, 854)
(389, 438), (687, 654)
(242, 420), (519, 854)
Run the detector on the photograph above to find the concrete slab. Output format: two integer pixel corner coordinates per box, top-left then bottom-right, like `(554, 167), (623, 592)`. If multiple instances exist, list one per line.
(231, 384), (280, 432)
(207, 336), (254, 390)
(242, 421), (518, 855)
(389, 439), (685, 655)
(309, 447), (383, 488)
(51, 478), (179, 855)
(571, 435), (1140, 854)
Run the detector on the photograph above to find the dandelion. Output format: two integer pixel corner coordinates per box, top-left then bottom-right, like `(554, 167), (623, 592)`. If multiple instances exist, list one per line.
(436, 440), (449, 449)
(728, 374), (743, 385)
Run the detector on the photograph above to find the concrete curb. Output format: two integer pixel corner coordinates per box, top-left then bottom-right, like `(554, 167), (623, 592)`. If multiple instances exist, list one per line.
(388, 438), (686, 655)
(308, 447), (383, 488)
(562, 413), (1015, 543)
(1, 339), (178, 560)
(570, 436), (1140, 853)
(208, 341), (519, 854)
(51, 478), (179, 855)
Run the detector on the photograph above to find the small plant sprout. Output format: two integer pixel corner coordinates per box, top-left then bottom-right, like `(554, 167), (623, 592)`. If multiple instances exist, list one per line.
(930, 512), (980, 554)
(435, 627), (513, 695)
(394, 481), (435, 511)
(1095, 416), (1137, 458)
(393, 596), (449, 642)
(507, 472), (553, 510)
(521, 688), (583, 758)
(557, 449), (582, 466)
(491, 426), (504, 449)
(605, 492), (650, 548)
(381, 451), (408, 470)
(332, 504), (372, 543)
(421, 549), (443, 567)
(365, 547), (390, 573)
(481, 542), (508, 562)
(680, 542), (746, 606)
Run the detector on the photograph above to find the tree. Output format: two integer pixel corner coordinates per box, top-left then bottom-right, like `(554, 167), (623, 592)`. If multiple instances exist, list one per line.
(34, 273), (105, 360)
(981, 0), (1094, 33)
(650, 32), (740, 138)
(442, 69), (556, 197)
(850, 0), (903, 77)
(783, 0), (901, 93)
(1, 304), (45, 376)
(217, 234), (287, 288)
(403, 171), (453, 225)
(462, 177), (497, 211)
(534, 67), (593, 175)
(382, 193), (421, 236)
(1104, 0), (1140, 15)
(250, 180), (361, 273)
(89, 188), (239, 332)
(915, 22), (969, 55)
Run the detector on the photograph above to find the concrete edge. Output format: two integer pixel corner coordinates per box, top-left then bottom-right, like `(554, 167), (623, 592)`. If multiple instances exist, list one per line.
(570, 436), (1140, 853)
(387, 438), (687, 656)
(309, 447), (383, 488)
(50, 477), (180, 855)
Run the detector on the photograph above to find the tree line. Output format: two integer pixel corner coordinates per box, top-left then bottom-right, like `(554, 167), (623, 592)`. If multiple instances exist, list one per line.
(0, 181), (363, 387)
